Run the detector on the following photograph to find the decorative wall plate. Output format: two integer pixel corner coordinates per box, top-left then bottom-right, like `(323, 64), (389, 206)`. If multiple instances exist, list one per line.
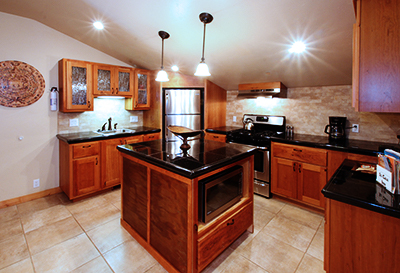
(0, 60), (45, 107)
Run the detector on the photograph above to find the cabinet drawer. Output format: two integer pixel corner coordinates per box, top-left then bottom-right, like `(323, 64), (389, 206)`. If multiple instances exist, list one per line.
(272, 143), (327, 166)
(198, 202), (253, 271)
(205, 133), (227, 142)
(73, 142), (100, 159)
(143, 133), (160, 142)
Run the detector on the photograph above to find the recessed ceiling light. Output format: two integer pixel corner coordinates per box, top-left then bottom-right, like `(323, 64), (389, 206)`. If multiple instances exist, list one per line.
(289, 41), (306, 53)
(171, 65), (179, 72)
(93, 21), (104, 30)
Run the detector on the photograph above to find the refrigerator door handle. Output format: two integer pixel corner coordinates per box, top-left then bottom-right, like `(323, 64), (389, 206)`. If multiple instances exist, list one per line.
(165, 93), (169, 113)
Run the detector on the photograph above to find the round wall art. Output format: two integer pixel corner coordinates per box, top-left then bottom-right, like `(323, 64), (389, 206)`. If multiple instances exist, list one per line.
(0, 60), (46, 107)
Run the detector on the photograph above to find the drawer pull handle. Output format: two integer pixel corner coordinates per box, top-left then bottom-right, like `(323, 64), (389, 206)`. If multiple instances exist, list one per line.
(293, 162), (296, 172)
(96, 157), (98, 165)
(227, 219), (235, 226)
(213, 136), (218, 138)
(293, 148), (302, 152)
(298, 164), (301, 173)
(82, 145), (91, 148)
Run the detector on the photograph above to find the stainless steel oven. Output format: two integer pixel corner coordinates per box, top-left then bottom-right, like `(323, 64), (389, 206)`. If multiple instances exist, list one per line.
(254, 148), (270, 197)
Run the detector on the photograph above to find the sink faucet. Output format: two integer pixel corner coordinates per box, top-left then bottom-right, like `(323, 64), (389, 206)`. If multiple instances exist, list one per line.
(101, 122), (107, 131)
(108, 117), (112, 131)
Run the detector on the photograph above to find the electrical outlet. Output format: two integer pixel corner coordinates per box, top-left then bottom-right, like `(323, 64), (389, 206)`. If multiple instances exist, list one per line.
(69, 119), (79, 127)
(33, 179), (40, 188)
(352, 124), (359, 133)
(233, 116), (237, 122)
(130, 116), (138, 122)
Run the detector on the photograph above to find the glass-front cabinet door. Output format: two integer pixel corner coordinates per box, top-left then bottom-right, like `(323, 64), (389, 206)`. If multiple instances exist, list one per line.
(59, 59), (93, 112)
(116, 67), (134, 97)
(93, 65), (133, 97)
(93, 64), (113, 95)
(134, 69), (151, 110)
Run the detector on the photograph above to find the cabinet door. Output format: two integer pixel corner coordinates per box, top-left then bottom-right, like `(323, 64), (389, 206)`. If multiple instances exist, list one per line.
(127, 69), (151, 110)
(101, 138), (124, 188)
(93, 64), (114, 95)
(297, 162), (326, 207)
(73, 155), (100, 197)
(59, 59), (93, 112)
(271, 157), (297, 198)
(116, 67), (134, 97)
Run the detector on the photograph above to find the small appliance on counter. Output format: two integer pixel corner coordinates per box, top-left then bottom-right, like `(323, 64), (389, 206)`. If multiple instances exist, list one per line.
(324, 116), (347, 141)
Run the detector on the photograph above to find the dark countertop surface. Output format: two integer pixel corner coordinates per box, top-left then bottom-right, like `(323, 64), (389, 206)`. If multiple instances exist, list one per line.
(322, 159), (400, 219)
(56, 126), (161, 144)
(205, 126), (243, 135)
(117, 139), (257, 178)
(270, 133), (398, 156)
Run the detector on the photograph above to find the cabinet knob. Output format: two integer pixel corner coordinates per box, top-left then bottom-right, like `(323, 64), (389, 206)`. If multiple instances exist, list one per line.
(227, 219), (235, 226)
(293, 162), (296, 172)
(96, 157), (98, 165)
(293, 148), (302, 152)
(298, 164), (302, 173)
(115, 88), (119, 94)
(88, 100), (91, 109)
(82, 145), (91, 148)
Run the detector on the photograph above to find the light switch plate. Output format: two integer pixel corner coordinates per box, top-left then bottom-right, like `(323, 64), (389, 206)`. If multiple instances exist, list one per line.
(130, 116), (138, 122)
(69, 119), (79, 127)
(233, 116), (237, 122)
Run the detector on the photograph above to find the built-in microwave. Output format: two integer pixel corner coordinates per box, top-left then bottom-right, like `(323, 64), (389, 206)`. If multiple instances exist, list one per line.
(198, 165), (243, 223)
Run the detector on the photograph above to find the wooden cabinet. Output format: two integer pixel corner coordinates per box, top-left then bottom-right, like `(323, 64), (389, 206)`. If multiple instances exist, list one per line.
(271, 142), (327, 208)
(93, 64), (133, 97)
(125, 69), (151, 110)
(204, 132), (227, 142)
(143, 132), (160, 142)
(58, 59), (93, 112)
(352, 0), (400, 112)
(59, 141), (100, 199)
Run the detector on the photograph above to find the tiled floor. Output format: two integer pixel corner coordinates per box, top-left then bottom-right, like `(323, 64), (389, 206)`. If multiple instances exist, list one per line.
(0, 188), (325, 273)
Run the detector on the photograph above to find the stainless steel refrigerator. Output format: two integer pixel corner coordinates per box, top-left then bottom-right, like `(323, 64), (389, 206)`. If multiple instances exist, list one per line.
(164, 88), (203, 141)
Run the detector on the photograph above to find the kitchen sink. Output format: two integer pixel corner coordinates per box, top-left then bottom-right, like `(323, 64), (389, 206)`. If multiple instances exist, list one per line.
(93, 128), (135, 136)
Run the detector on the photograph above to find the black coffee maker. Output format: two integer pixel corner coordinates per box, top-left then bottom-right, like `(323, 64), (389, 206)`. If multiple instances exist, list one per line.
(324, 117), (347, 140)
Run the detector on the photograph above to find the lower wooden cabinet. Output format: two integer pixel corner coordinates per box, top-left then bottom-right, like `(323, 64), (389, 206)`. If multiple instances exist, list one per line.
(271, 142), (327, 208)
(204, 132), (227, 142)
(60, 133), (159, 200)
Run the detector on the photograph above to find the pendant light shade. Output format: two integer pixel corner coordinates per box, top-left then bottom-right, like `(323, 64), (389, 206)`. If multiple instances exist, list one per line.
(194, 12), (213, 77)
(155, 30), (170, 82)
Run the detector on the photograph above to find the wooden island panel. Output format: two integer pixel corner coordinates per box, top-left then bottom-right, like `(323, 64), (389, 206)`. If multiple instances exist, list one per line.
(150, 170), (189, 273)
(122, 158), (148, 240)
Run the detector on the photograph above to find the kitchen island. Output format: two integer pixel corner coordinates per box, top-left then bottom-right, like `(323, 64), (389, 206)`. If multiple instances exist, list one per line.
(322, 159), (400, 272)
(117, 139), (256, 273)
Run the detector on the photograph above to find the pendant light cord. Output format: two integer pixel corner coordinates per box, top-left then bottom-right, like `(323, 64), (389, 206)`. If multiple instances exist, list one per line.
(161, 38), (165, 69)
(201, 23), (206, 62)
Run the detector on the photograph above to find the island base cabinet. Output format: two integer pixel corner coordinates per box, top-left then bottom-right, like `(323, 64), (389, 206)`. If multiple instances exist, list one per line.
(198, 202), (253, 272)
(325, 199), (400, 272)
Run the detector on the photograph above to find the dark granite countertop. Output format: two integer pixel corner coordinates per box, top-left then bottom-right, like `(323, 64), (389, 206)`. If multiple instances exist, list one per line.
(56, 126), (161, 144)
(117, 139), (257, 178)
(271, 133), (398, 156)
(322, 159), (400, 219)
(205, 126), (243, 135)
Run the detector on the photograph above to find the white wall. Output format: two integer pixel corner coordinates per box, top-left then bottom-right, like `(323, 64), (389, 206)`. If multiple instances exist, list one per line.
(0, 12), (130, 202)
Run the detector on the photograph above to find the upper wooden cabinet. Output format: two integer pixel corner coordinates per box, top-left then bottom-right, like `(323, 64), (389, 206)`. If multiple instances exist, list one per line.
(352, 0), (400, 112)
(58, 59), (93, 112)
(93, 64), (134, 97)
(125, 69), (151, 110)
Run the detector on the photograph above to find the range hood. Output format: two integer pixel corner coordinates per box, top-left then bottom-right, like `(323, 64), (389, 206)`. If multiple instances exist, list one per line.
(238, 82), (287, 98)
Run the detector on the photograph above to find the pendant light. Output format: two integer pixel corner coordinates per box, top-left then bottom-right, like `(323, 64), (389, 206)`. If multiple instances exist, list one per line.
(195, 12), (213, 77)
(155, 30), (170, 82)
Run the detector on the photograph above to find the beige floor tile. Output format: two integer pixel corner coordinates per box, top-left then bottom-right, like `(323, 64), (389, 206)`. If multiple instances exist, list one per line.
(32, 233), (100, 273)
(0, 233), (29, 270)
(0, 258), (34, 273)
(201, 245), (235, 273)
(20, 205), (72, 233)
(254, 195), (286, 214)
(220, 253), (269, 273)
(17, 195), (62, 216)
(70, 256), (113, 273)
(277, 204), (323, 230)
(307, 224), (324, 261)
(102, 188), (121, 204)
(0, 206), (19, 222)
(104, 240), (157, 273)
(262, 215), (316, 252)
(112, 200), (122, 211)
(73, 203), (120, 231)
(67, 195), (109, 215)
(145, 263), (168, 273)
(86, 218), (132, 254)
(229, 230), (257, 252)
(25, 216), (83, 255)
(254, 206), (275, 233)
(0, 218), (23, 243)
(56, 192), (72, 205)
(240, 233), (304, 273)
(295, 254), (325, 273)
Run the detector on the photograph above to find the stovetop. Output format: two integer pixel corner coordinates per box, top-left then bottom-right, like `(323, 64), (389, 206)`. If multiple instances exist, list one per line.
(226, 114), (286, 147)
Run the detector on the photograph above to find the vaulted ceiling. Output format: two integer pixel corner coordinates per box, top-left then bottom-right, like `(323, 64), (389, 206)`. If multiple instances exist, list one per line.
(0, 0), (355, 90)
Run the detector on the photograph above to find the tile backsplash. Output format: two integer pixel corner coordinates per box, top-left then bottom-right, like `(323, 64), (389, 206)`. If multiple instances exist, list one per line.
(226, 85), (400, 143)
(58, 98), (143, 134)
